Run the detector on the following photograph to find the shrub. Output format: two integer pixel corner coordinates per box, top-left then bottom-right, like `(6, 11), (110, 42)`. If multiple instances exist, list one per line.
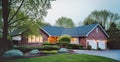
(56, 42), (69, 47)
(41, 50), (58, 54)
(97, 47), (102, 50)
(58, 35), (71, 47)
(87, 45), (92, 50)
(58, 35), (71, 43)
(40, 45), (60, 50)
(67, 44), (83, 49)
(15, 45), (34, 53)
(43, 41), (56, 45)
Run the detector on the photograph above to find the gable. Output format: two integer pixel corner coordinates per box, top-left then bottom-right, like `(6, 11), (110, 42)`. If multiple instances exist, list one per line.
(87, 26), (108, 40)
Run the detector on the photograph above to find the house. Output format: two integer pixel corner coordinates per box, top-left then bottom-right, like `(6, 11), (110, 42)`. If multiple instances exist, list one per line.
(13, 23), (109, 49)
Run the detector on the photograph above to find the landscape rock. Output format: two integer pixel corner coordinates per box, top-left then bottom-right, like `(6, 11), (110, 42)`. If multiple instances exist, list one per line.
(2, 49), (23, 57)
(58, 48), (68, 53)
(29, 49), (40, 54)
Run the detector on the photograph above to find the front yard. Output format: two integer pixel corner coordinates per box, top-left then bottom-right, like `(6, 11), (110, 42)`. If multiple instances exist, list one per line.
(7, 54), (117, 62)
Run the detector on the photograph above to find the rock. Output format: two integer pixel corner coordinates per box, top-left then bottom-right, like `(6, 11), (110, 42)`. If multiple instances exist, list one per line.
(58, 48), (68, 53)
(2, 49), (24, 57)
(29, 49), (40, 54)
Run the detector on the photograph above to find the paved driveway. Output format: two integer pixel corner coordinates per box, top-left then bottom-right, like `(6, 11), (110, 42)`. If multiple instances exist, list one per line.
(74, 50), (120, 61)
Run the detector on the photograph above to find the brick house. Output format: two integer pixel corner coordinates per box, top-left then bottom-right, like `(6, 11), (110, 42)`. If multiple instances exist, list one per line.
(12, 23), (109, 49)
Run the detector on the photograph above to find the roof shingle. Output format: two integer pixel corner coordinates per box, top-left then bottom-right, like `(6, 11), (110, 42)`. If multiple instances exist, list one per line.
(42, 23), (98, 37)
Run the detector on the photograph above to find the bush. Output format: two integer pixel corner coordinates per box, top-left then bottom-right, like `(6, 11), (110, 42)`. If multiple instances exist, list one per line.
(58, 35), (71, 47)
(67, 44), (83, 49)
(40, 45), (60, 50)
(15, 45), (41, 53)
(97, 47), (101, 50)
(15, 45), (33, 53)
(87, 45), (92, 50)
(41, 50), (58, 54)
(43, 41), (56, 45)
(56, 42), (69, 47)
(58, 35), (71, 43)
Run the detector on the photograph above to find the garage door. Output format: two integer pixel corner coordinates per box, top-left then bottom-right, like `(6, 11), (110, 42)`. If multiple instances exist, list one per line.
(88, 40), (97, 49)
(98, 40), (106, 49)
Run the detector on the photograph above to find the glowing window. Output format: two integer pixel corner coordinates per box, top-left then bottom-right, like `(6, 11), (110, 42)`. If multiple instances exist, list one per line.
(28, 35), (43, 43)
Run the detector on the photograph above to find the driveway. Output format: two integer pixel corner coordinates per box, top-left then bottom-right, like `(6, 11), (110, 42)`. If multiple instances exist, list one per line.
(74, 50), (120, 61)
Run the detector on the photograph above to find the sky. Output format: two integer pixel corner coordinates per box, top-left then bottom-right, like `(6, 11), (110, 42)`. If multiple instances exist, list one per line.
(44, 0), (120, 26)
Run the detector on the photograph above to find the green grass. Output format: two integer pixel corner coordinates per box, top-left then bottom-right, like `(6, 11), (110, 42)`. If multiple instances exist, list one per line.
(8, 54), (117, 62)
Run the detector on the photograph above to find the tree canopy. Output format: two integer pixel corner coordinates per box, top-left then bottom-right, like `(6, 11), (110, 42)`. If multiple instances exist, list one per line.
(83, 10), (120, 30)
(0, 0), (54, 50)
(55, 17), (75, 28)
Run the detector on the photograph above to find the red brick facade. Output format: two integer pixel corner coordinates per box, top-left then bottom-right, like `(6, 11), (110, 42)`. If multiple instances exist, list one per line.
(18, 29), (49, 46)
(79, 37), (86, 47)
(39, 29), (49, 42)
(87, 27), (107, 40)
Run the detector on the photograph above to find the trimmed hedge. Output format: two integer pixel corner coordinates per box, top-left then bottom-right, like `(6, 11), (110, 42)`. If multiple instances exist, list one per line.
(58, 35), (71, 43)
(15, 45), (60, 53)
(41, 50), (58, 54)
(40, 45), (60, 50)
(67, 44), (83, 49)
(43, 42), (56, 45)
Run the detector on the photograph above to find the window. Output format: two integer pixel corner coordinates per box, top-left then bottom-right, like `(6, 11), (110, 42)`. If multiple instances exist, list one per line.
(96, 28), (98, 33)
(71, 38), (79, 44)
(71, 38), (78, 42)
(28, 35), (43, 43)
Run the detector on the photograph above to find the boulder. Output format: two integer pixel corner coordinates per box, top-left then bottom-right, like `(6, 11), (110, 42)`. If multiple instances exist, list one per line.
(29, 49), (40, 54)
(58, 48), (68, 53)
(2, 49), (24, 57)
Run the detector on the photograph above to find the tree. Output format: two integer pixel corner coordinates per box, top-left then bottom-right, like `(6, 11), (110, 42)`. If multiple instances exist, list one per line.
(83, 17), (96, 25)
(107, 23), (120, 49)
(1, 0), (54, 50)
(55, 17), (75, 28)
(83, 10), (120, 30)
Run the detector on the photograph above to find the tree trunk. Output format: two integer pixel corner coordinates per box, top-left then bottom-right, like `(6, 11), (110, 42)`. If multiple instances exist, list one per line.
(0, 0), (9, 50)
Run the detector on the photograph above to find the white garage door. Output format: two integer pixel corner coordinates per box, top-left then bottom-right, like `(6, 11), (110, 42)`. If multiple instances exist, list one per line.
(98, 40), (106, 49)
(88, 40), (97, 49)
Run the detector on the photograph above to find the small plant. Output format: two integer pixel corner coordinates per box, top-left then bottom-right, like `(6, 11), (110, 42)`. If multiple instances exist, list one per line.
(87, 45), (92, 50)
(97, 47), (101, 50)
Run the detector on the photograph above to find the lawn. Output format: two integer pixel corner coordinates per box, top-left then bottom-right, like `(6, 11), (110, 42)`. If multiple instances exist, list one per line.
(8, 54), (117, 62)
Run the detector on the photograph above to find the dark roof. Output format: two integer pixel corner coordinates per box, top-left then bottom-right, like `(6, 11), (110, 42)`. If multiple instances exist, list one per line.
(42, 26), (64, 36)
(61, 23), (97, 37)
(10, 29), (22, 36)
(42, 23), (108, 37)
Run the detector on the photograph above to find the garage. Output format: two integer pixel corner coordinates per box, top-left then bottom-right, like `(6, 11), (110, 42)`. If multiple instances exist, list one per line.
(87, 40), (106, 49)
(98, 40), (106, 49)
(88, 40), (97, 49)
